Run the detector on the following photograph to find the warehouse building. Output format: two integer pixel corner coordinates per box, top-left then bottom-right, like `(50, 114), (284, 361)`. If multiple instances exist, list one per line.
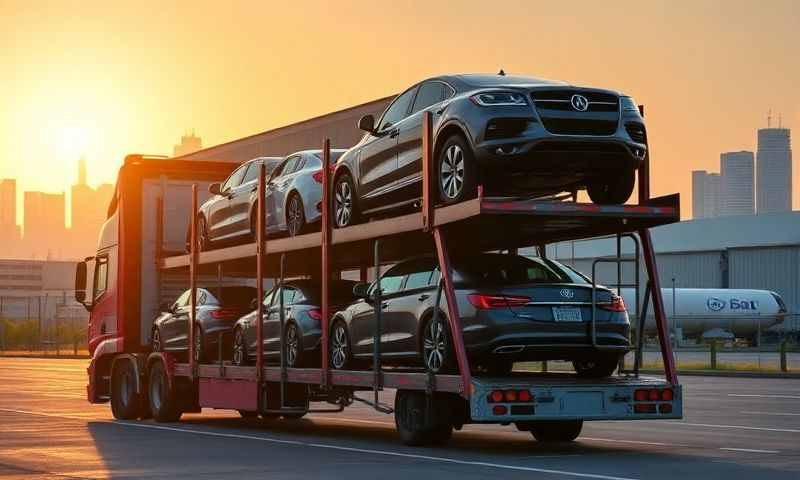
(546, 211), (800, 332)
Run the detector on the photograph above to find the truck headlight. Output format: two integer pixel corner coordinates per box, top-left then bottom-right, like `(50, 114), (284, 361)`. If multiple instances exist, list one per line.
(470, 91), (528, 107)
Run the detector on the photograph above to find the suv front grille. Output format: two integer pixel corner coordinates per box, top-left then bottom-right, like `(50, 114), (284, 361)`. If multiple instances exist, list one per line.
(531, 89), (620, 136)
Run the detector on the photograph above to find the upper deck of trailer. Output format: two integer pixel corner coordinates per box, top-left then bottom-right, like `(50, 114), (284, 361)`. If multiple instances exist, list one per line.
(160, 193), (680, 276)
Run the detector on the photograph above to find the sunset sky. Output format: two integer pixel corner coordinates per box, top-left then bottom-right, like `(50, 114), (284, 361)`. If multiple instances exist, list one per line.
(1, 0), (798, 225)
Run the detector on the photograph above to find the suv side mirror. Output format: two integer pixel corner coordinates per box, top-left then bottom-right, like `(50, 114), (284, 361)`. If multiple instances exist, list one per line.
(358, 114), (376, 134)
(209, 183), (222, 195)
(75, 261), (88, 308)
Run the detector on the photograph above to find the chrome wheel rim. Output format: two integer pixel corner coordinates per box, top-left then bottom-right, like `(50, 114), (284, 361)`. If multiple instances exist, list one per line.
(152, 330), (161, 352)
(423, 320), (447, 372)
(331, 325), (348, 369)
(233, 330), (245, 365)
(286, 325), (298, 367)
(193, 327), (202, 363)
(440, 145), (465, 199)
(335, 180), (352, 227)
(287, 196), (303, 236)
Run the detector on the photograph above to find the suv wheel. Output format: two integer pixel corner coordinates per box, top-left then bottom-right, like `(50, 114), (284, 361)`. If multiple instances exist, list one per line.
(587, 169), (635, 205)
(438, 135), (477, 204)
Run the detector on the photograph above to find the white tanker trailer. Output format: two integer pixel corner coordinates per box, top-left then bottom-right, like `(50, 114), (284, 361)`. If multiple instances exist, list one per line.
(617, 288), (788, 339)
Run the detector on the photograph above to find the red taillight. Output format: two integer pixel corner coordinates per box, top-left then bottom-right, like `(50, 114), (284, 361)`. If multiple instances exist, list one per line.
(489, 390), (504, 403)
(599, 295), (627, 312)
(307, 308), (322, 321)
(504, 390), (518, 402)
(492, 405), (507, 415)
(659, 403), (673, 414)
(661, 388), (674, 401)
(312, 170), (324, 183)
(211, 309), (238, 319)
(467, 294), (531, 310)
(634, 403), (657, 414)
(518, 390), (532, 402)
(648, 389), (660, 401)
(634, 389), (648, 401)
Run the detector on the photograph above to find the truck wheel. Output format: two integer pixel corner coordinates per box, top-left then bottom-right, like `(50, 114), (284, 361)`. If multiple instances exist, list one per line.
(395, 390), (453, 446)
(529, 420), (583, 442)
(586, 169), (635, 205)
(573, 355), (620, 378)
(110, 360), (141, 420)
(148, 361), (182, 422)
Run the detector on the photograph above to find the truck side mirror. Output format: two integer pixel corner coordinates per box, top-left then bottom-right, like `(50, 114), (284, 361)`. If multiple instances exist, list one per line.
(209, 183), (222, 195)
(358, 114), (376, 134)
(75, 261), (90, 310)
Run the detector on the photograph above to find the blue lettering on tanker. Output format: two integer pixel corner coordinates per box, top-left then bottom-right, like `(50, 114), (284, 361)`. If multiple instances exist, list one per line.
(730, 299), (758, 310)
(706, 297), (758, 312)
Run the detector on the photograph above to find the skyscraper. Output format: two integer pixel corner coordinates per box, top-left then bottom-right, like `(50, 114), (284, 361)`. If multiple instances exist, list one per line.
(173, 131), (202, 157)
(720, 151), (755, 216)
(691, 170), (722, 219)
(24, 191), (66, 258)
(756, 127), (792, 213)
(704, 173), (721, 218)
(70, 158), (114, 258)
(0, 179), (16, 227)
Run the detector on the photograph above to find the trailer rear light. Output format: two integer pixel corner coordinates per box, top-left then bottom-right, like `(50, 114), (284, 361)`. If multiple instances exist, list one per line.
(599, 295), (626, 312)
(518, 389), (532, 402)
(504, 390), (518, 402)
(634, 389), (648, 401)
(467, 294), (531, 309)
(211, 309), (239, 319)
(488, 389), (533, 403)
(492, 405), (508, 415)
(634, 403), (657, 414)
(661, 388), (674, 401)
(307, 309), (322, 321)
(648, 389), (660, 401)
(489, 390), (504, 403)
(659, 403), (673, 414)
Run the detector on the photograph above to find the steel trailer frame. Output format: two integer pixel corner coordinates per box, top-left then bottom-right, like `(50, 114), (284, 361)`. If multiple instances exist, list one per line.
(152, 110), (681, 439)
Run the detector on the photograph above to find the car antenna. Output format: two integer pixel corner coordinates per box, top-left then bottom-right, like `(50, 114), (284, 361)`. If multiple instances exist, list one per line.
(498, 69), (506, 76)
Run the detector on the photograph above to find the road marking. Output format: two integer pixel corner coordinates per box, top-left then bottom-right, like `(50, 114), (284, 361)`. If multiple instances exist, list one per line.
(719, 448), (780, 454)
(643, 421), (800, 434)
(0, 407), (639, 480)
(740, 411), (800, 417)
(581, 437), (676, 447)
(728, 394), (800, 400)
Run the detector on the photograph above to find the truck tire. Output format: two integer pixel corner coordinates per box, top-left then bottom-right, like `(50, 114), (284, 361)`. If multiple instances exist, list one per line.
(529, 420), (583, 442)
(587, 169), (635, 205)
(573, 355), (620, 378)
(148, 361), (182, 422)
(394, 390), (453, 446)
(110, 360), (141, 420)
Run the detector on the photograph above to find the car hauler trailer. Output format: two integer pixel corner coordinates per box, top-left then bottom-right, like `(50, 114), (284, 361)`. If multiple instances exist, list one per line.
(77, 112), (682, 445)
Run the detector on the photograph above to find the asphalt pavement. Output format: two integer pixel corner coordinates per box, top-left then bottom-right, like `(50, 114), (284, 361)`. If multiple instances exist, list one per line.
(1, 357), (799, 479)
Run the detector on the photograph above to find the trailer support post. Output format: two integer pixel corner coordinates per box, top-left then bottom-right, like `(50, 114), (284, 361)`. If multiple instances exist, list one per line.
(422, 111), (435, 231)
(433, 229), (471, 399)
(639, 230), (677, 384)
(373, 240), (383, 406)
(256, 162), (266, 400)
(279, 253), (287, 408)
(189, 185), (198, 379)
(320, 138), (331, 387)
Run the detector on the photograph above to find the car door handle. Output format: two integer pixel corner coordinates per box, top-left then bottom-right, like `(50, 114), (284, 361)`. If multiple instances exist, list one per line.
(389, 129), (399, 139)
(417, 294), (430, 301)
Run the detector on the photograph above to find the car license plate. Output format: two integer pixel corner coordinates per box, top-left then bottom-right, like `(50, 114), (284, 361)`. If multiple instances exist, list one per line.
(552, 306), (582, 322)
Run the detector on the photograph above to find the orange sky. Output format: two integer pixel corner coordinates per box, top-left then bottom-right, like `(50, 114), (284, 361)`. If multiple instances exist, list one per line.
(1, 0), (798, 224)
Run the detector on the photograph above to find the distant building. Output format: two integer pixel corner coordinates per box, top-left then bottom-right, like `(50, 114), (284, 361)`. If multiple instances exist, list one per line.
(756, 127), (792, 213)
(173, 131), (202, 157)
(691, 171), (722, 219)
(0, 259), (87, 326)
(720, 151), (755, 216)
(0, 179), (22, 257)
(70, 158), (114, 258)
(23, 191), (66, 259)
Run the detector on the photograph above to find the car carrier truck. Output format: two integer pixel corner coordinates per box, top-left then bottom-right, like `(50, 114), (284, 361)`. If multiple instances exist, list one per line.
(75, 112), (682, 445)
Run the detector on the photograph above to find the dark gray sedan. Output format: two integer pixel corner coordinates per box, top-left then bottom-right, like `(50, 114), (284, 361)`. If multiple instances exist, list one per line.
(329, 254), (630, 377)
(231, 279), (357, 367)
(151, 286), (257, 363)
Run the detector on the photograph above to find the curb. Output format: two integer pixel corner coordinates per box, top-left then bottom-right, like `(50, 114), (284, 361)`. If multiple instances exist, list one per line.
(640, 369), (800, 379)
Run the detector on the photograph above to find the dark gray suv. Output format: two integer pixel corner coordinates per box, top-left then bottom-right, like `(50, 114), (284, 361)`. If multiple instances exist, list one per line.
(329, 254), (630, 377)
(332, 73), (647, 227)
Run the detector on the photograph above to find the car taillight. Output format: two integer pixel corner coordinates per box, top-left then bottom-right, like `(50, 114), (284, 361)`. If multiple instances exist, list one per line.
(312, 170), (324, 183)
(307, 308), (322, 320)
(599, 295), (626, 312)
(211, 309), (238, 319)
(468, 294), (531, 309)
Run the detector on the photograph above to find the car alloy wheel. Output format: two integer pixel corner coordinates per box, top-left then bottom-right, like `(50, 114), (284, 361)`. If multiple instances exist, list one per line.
(285, 323), (299, 367)
(440, 144), (465, 200)
(232, 328), (247, 366)
(286, 195), (305, 236)
(193, 325), (203, 363)
(334, 179), (353, 227)
(330, 323), (349, 369)
(152, 328), (162, 352)
(423, 319), (448, 373)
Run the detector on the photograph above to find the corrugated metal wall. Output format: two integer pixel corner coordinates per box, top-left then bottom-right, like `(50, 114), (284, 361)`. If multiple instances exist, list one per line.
(729, 246), (800, 313)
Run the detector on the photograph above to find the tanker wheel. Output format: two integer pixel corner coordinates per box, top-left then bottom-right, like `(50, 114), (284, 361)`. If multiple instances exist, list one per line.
(148, 361), (183, 423)
(110, 360), (141, 420)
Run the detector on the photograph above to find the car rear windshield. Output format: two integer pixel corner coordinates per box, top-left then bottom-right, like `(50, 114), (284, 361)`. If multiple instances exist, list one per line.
(291, 280), (357, 305)
(454, 255), (573, 286)
(210, 287), (257, 307)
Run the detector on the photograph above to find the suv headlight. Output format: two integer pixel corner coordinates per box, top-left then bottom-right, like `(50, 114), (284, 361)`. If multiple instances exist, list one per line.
(620, 96), (639, 113)
(470, 91), (528, 107)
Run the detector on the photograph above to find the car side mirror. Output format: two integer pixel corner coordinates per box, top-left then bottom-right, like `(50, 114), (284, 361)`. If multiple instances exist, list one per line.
(209, 183), (222, 195)
(353, 283), (373, 304)
(358, 114), (376, 134)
